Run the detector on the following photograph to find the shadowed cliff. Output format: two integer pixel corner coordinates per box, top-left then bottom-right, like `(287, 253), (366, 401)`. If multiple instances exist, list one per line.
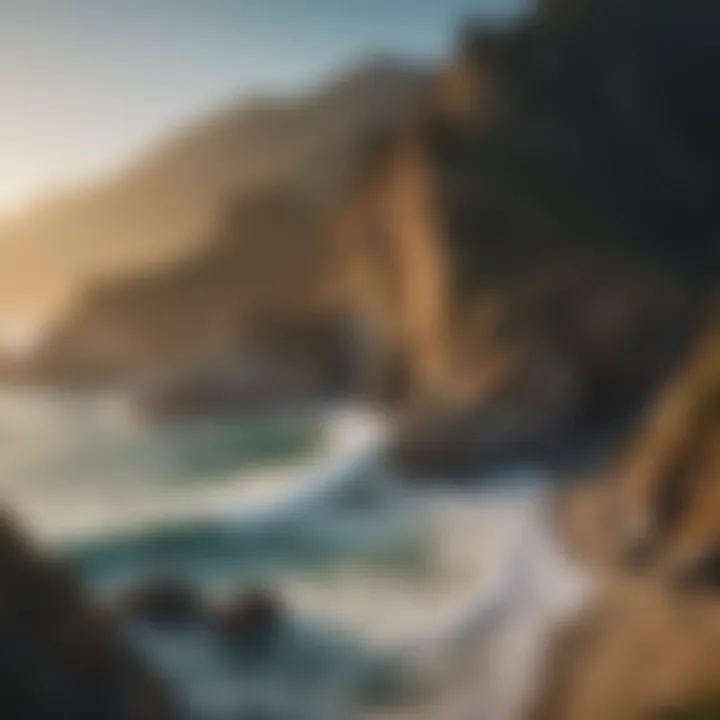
(344, 0), (720, 477)
(326, 1), (720, 716)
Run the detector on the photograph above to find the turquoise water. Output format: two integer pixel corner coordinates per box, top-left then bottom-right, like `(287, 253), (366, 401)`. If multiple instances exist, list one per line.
(0, 388), (580, 719)
(65, 504), (430, 589)
(0, 390), (439, 717)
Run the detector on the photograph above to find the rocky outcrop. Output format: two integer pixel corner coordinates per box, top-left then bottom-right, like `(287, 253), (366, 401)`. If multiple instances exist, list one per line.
(341, 6), (720, 710)
(0, 512), (178, 719)
(610, 321), (720, 583)
(136, 342), (350, 422)
(15, 61), (426, 398)
(212, 589), (286, 657)
(115, 580), (287, 659)
(32, 188), (355, 389)
(343, 0), (720, 476)
(118, 578), (205, 630)
(24, 71), (421, 409)
(525, 316), (720, 719)
(529, 477), (720, 720)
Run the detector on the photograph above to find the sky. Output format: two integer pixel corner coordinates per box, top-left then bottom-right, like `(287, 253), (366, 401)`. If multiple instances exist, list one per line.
(0, 0), (525, 216)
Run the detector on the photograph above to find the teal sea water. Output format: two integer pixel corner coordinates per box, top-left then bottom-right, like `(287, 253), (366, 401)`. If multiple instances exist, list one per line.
(0, 388), (589, 719)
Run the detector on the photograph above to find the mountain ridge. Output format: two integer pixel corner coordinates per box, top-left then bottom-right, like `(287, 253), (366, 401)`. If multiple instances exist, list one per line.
(0, 57), (426, 323)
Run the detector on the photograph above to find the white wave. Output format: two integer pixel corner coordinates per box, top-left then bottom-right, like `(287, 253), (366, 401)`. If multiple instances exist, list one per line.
(0, 395), (386, 545)
(0, 387), (592, 719)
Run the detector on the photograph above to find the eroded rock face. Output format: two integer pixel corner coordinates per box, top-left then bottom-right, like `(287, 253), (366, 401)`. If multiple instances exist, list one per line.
(135, 320), (354, 422)
(23, 62), (427, 396)
(0, 512), (178, 720)
(34, 189), (343, 383)
(343, 0), (720, 476)
(529, 473), (720, 720)
(342, 7), (720, 710)
(530, 579), (720, 719)
(527, 321), (720, 719)
(611, 324), (720, 587)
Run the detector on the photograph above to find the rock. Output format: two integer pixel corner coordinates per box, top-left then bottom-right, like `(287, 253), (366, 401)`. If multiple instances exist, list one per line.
(656, 693), (720, 720)
(21, 60), (426, 389)
(118, 578), (205, 630)
(212, 589), (286, 657)
(343, 0), (717, 477)
(531, 478), (720, 720)
(611, 327), (720, 581)
(136, 372), (294, 422)
(0, 511), (178, 719)
(389, 390), (570, 481)
(669, 550), (720, 593)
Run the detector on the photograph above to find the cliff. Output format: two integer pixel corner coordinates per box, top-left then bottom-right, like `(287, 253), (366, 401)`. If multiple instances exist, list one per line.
(343, 0), (720, 475)
(530, 332), (720, 719)
(5, 0), (720, 714)
(33, 186), (352, 389)
(18, 61), (426, 395)
(343, 1), (720, 713)
(0, 60), (425, 322)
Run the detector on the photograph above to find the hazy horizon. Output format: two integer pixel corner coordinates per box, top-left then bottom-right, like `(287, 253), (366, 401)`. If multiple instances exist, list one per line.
(0, 0), (525, 218)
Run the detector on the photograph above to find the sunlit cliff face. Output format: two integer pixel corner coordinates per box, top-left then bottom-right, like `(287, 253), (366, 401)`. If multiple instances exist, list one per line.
(611, 328), (720, 586)
(340, 112), (444, 406)
(341, 44), (514, 409)
(342, 0), (720, 475)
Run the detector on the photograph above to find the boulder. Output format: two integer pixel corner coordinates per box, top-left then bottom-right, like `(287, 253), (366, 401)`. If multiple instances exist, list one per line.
(0, 511), (178, 719)
(118, 578), (206, 630)
(212, 589), (286, 658)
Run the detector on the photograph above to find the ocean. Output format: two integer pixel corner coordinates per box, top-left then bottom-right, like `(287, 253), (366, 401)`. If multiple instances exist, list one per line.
(0, 388), (590, 719)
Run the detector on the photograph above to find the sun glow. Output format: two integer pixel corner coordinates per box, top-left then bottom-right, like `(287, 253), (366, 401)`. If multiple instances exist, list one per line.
(0, 317), (47, 358)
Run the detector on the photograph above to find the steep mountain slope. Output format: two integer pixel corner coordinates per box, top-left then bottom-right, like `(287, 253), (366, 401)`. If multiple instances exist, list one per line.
(344, 0), (720, 474)
(337, 2), (720, 715)
(34, 185), (354, 393)
(0, 59), (425, 321)
(333, 2), (720, 717)
(21, 60), (426, 388)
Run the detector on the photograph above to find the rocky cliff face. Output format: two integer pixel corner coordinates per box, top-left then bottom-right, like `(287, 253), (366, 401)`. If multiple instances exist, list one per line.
(336, 2), (720, 715)
(34, 188), (349, 385)
(0, 60), (425, 322)
(530, 340), (720, 719)
(24, 62), (426, 395)
(611, 320), (720, 582)
(344, 0), (720, 476)
(340, 7), (720, 712)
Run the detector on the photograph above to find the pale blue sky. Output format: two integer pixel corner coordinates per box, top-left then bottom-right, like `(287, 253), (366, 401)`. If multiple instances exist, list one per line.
(0, 0), (525, 215)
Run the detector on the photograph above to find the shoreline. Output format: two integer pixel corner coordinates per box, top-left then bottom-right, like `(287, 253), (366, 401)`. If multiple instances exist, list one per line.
(0, 388), (595, 718)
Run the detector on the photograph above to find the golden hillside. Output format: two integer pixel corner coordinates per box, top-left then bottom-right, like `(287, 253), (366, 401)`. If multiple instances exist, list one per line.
(0, 60), (424, 323)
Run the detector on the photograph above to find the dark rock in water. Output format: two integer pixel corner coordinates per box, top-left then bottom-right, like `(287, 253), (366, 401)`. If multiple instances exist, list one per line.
(134, 314), (359, 421)
(212, 589), (286, 658)
(136, 368), (308, 422)
(389, 399), (564, 481)
(0, 510), (178, 719)
(118, 578), (206, 630)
